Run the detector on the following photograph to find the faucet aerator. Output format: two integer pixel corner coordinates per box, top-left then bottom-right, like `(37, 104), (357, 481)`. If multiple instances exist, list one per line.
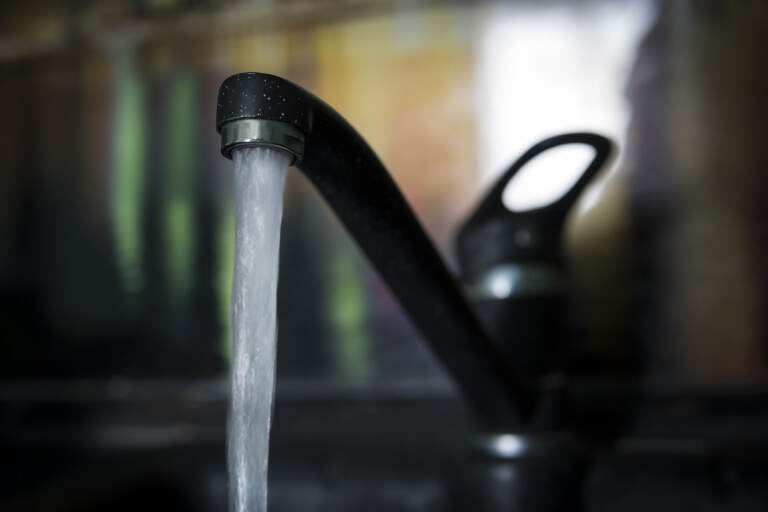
(220, 119), (305, 165)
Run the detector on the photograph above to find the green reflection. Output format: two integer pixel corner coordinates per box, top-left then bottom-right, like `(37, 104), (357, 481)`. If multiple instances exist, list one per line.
(111, 48), (146, 294)
(218, 208), (235, 364)
(330, 251), (370, 383)
(165, 72), (198, 309)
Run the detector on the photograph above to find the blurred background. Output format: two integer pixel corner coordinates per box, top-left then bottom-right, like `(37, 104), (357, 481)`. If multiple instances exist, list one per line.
(1, 0), (766, 511)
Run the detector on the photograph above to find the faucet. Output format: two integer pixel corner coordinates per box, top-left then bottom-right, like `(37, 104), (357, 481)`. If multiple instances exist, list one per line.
(216, 72), (529, 429)
(215, 72), (618, 512)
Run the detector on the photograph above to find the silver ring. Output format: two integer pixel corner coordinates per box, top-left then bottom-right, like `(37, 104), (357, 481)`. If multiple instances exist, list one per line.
(464, 263), (564, 300)
(220, 118), (306, 165)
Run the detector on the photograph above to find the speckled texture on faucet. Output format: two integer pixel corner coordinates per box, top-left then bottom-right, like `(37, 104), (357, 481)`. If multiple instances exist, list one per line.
(216, 73), (312, 134)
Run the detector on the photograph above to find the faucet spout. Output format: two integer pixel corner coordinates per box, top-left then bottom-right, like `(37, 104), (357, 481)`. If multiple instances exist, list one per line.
(217, 72), (528, 427)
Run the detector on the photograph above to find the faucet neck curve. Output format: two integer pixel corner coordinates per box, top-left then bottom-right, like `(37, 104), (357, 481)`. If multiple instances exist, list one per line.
(217, 72), (531, 427)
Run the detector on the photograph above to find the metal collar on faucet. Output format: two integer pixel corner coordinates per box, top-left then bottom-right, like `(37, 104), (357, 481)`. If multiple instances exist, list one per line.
(219, 119), (305, 164)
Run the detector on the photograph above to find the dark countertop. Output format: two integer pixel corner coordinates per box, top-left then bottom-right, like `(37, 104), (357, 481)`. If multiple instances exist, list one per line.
(4, 379), (768, 511)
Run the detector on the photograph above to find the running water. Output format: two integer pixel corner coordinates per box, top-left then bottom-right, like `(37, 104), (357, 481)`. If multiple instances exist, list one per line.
(229, 146), (291, 512)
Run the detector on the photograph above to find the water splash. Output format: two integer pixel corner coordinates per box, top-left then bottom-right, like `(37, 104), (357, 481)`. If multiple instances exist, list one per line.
(229, 146), (290, 512)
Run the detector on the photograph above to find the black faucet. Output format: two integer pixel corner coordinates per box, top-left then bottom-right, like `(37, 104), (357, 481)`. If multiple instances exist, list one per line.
(216, 72), (530, 428)
(216, 72), (623, 512)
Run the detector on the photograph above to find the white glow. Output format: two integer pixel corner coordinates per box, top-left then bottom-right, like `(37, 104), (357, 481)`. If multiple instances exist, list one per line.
(475, 0), (654, 190)
(492, 434), (526, 457)
(490, 273), (514, 298)
(502, 143), (597, 211)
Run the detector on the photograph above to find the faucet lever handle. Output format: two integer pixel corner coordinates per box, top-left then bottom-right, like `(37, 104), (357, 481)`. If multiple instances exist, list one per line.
(456, 132), (613, 276)
(472, 133), (612, 225)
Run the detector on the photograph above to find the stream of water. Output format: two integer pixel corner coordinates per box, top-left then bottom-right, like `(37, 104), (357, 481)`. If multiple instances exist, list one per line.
(229, 146), (291, 512)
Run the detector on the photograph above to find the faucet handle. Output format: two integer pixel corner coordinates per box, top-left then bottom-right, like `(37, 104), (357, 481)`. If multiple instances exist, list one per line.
(456, 132), (613, 279)
(454, 133), (613, 411)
